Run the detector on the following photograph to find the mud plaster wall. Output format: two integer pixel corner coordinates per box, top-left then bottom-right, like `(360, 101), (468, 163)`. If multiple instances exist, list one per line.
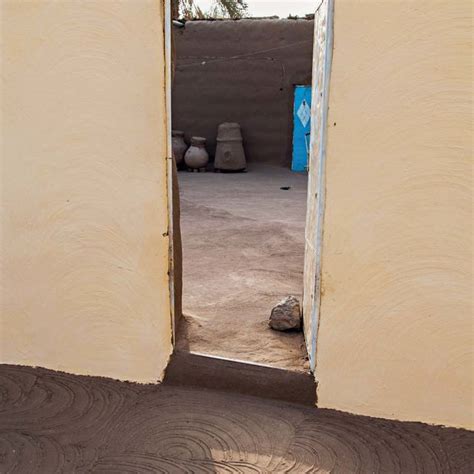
(172, 19), (314, 166)
(315, 1), (473, 430)
(1, 0), (172, 383)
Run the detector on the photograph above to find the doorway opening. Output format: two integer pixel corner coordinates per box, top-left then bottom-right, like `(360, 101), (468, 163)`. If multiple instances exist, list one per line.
(171, 13), (315, 374)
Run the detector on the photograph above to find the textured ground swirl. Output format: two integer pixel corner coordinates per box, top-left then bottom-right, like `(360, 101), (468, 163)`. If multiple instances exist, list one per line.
(0, 364), (472, 473)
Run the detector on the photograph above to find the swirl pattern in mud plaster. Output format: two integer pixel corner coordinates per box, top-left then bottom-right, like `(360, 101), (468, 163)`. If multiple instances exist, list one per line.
(0, 365), (473, 473)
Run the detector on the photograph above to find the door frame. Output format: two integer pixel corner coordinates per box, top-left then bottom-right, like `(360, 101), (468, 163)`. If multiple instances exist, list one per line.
(165, 0), (335, 369)
(302, 0), (334, 372)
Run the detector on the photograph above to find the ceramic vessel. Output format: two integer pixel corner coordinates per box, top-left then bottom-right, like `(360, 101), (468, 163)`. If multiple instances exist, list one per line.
(214, 122), (246, 171)
(172, 130), (187, 166)
(184, 136), (209, 170)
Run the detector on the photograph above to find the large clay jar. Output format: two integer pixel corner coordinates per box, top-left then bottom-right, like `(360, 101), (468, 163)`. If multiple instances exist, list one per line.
(184, 136), (209, 170)
(214, 122), (246, 171)
(172, 130), (187, 166)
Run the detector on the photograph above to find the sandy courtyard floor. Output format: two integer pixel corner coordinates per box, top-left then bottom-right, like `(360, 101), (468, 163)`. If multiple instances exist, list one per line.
(177, 164), (309, 371)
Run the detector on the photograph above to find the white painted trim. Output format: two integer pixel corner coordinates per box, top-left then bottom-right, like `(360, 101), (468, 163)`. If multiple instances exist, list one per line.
(310, 0), (334, 372)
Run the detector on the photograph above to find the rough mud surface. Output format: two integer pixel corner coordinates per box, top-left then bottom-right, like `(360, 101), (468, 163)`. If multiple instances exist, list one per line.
(177, 165), (308, 371)
(1, 364), (473, 473)
(173, 19), (314, 167)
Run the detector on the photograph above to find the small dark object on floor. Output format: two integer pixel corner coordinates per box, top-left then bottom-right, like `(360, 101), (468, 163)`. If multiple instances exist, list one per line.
(280, 186), (291, 190)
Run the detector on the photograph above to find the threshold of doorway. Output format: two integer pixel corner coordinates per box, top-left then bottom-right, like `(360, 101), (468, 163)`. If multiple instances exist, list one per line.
(163, 350), (316, 406)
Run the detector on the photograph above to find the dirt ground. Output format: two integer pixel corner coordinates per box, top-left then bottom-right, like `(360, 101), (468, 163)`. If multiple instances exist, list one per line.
(176, 164), (309, 371)
(3, 364), (472, 472)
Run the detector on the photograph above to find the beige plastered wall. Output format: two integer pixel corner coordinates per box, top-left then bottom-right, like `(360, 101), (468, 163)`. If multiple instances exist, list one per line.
(315, 1), (473, 429)
(1, 0), (173, 383)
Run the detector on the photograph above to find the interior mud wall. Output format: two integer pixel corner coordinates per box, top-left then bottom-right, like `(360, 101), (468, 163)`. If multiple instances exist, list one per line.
(314, 1), (473, 429)
(172, 19), (314, 166)
(1, 0), (172, 383)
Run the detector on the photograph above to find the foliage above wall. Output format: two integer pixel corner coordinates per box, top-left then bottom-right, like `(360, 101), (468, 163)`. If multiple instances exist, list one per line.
(176, 0), (248, 20)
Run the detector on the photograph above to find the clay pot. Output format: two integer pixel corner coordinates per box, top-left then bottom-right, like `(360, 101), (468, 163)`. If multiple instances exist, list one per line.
(172, 130), (187, 166)
(184, 136), (209, 170)
(214, 122), (246, 171)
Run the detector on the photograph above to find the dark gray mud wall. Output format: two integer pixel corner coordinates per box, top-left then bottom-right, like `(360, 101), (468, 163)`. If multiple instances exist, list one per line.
(172, 19), (314, 167)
